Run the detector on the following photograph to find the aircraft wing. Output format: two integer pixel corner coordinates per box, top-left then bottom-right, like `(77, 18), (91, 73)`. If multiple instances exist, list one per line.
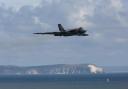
(33, 32), (62, 35)
(34, 32), (56, 34)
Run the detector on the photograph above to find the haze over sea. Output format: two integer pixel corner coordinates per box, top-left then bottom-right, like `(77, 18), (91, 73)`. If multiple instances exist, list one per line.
(0, 73), (127, 89)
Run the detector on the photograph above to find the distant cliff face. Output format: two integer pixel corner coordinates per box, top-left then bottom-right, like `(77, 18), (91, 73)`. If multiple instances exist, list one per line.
(0, 64), (104, 75)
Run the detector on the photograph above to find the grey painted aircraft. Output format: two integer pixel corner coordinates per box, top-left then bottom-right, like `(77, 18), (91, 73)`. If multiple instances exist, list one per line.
(33, 24), (88, 36)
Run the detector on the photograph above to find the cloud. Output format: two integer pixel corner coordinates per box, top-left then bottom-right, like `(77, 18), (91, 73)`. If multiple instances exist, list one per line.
(110, 0), (123, 12)
(115, 38), (128, 43)
(109, 0), (128, 27)
(0, 0), (128, 66)
(0, 0), (41, 10)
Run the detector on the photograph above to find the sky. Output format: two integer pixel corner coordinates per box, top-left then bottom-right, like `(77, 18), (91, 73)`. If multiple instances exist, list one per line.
(0, 0), (128, 66)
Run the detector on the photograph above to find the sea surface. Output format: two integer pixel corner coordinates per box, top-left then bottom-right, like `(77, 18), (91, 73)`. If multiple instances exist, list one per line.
(0, 73), (128, 89)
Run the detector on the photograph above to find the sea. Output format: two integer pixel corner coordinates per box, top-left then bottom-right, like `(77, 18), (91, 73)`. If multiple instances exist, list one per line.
(0, 73), (128, 89)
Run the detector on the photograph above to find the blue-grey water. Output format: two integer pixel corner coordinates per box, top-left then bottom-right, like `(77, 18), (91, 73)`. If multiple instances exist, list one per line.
(0, 73), (128, 89)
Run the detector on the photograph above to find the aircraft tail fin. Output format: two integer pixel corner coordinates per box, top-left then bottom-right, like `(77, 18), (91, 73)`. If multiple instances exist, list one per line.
(58, 24), (65, 32)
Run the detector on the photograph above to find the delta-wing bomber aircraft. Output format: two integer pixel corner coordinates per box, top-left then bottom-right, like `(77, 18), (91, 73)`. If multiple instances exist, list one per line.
(34, 24), (88, 36)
